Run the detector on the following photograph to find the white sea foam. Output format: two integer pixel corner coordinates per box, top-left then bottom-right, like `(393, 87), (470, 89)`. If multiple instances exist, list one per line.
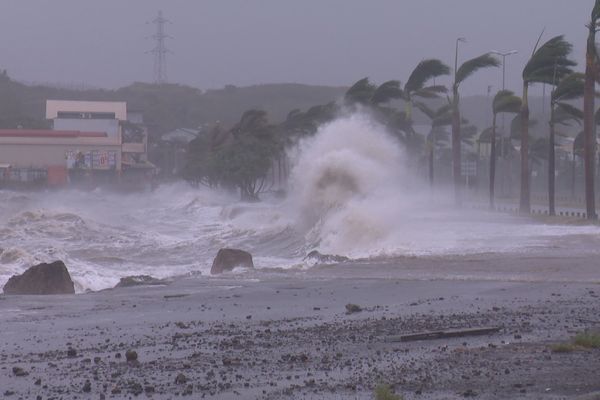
(1, 112), (600, 291)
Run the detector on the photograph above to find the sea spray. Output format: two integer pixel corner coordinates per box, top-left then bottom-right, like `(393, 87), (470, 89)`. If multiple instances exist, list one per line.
(287, 112), (424, 257)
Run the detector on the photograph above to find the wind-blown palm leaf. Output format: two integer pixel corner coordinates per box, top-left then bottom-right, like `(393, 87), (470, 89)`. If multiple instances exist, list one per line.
(510, 115), (538, 141)
(593, 0), (600, 23)
(345, 77), (376, 105)
(414, 102), (452, 126)
(554, 103), (584, 125)
(413, 85), (448, 99)
(493, 90), (522, 114)
(371, 80), (403, 105)
(405, 59), (450, 93)
(552, 73), (585, 103)
(455, 53), (500, 86)
(413, 101), (436, 120)
(479, 127), (494, 143)
(523, 36), (576, 83)
(530, 137), (549, 163)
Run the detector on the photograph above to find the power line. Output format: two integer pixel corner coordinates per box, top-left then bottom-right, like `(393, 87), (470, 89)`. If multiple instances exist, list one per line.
(147, 10), (172, 84)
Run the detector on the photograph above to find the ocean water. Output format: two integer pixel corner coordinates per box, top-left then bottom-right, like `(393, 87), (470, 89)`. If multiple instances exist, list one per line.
(1, 113), (599, 292)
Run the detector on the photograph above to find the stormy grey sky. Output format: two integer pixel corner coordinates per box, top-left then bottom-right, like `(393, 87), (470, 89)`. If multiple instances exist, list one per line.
(0, 1), (594, 95)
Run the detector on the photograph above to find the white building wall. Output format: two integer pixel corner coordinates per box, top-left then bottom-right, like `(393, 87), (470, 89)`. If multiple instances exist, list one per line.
(46, 100), (127, 120)
(53, 119), (120, 138)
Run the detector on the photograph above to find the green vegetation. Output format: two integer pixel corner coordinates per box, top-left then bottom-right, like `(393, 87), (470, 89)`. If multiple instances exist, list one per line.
(519, 34), (576, 214)
(451, 52), (500, 205)
(573, 331), (600, 348)
(374, 384), (403, 400)
(550, 343), (577, 353)
(551, 331), (600, 352)
(185, 110), (281, 201)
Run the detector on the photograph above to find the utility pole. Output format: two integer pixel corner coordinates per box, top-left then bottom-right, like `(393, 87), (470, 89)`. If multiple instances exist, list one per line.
(148, 11), (171, 84)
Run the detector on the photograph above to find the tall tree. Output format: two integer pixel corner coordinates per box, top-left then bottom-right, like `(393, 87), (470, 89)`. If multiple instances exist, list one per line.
(490, 90), (521, 208)
(451, 54), (500, 205)
(548, 73), (584, 215)
(415, 102), (452, 186)
(403, 59), (450, 120)
(583, 0), (600, 219)
(520, 35), (576, 214)
(344, 78), (403, 107)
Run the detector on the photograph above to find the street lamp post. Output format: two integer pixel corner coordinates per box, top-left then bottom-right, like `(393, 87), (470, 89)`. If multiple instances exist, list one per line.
(455, 37), (467, 82)
(490, 50), (518, 196)
(490, 50), (518, 91)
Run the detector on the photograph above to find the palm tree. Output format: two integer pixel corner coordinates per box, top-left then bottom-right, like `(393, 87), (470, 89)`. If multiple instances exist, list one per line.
(548, 73), (584, 215)
(452, 53), (500, 205)
(403, 59), (450, 120)
(583, 0), (600, 219)
(415, 102), (452, 186)
(345, 77), (419, 153)
(490, 90), (521, 208)
(344, 78), (403, 107)
(519, 35), (576, 214)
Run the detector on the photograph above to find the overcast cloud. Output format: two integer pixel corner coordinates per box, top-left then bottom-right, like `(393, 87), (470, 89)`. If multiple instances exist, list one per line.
(0, 1), (593, 95)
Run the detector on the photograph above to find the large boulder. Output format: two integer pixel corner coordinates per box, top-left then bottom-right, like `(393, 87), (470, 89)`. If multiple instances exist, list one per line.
(3, 261), (75, 295)
(211, 249), (254, 275)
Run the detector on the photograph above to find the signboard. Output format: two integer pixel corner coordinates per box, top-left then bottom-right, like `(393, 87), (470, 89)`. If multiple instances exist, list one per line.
(66, 150), (116, 170)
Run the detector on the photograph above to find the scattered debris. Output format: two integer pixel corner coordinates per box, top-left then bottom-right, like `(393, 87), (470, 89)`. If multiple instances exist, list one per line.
(386, 326), (502, 342)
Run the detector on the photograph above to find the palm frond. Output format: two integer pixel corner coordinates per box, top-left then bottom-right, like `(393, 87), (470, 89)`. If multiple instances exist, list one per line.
(371, 80), (403, 105)
(510, 115), (538, 140)
(493, 90), (522, 114)
(405, 59), (450, 94)
(523, 35), (576, 82)
(433, 109), (453, 128)
(413, 101), (436, 120)
(551, 73), (585, 103)
(413, 85), (448, 99)
(455, 53), (500, 86)
(554, 102), (583, 125)
(593, 0), (600, 22)
(344, 77), (376, 105)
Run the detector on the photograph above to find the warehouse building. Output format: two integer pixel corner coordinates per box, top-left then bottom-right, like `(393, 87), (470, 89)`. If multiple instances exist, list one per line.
(0, 100), (149, 187)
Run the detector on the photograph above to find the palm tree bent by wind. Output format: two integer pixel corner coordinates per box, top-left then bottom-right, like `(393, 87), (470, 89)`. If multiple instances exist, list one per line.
(519, 34), (575, 214)
(451, 53), (499, 206)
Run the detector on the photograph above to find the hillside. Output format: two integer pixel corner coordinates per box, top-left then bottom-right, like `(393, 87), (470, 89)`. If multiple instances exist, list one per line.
(0, 71), (557, 140)
(0, 74), (347, 138)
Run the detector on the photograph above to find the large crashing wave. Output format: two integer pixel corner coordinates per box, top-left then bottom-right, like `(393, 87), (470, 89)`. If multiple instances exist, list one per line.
(287, 113), (422, 257)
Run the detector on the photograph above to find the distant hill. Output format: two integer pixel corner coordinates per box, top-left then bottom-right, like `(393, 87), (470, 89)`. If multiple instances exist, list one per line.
(0, 71), (560, 141)
(0, 74), (347, 139)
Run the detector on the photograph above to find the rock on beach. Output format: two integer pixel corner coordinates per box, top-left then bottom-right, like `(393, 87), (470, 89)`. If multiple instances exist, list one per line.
(2, 261), (75, 295)
(210, 248), (254, 274)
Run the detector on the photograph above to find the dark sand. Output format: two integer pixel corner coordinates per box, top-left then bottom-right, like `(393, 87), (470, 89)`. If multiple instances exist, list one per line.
(1, 252), (600, 399)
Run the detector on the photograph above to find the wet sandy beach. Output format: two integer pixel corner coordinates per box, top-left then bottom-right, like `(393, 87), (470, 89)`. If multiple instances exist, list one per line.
(1, 252), (599, 399)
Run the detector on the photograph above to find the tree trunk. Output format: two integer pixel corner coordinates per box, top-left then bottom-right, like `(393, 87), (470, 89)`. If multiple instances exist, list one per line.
(489, 113), (497, 209)
(548, 106), (556, 216)
(584, 23), (597, 219)
(428, 135), (434, 187)
(452, 87), (462, 206)
(519, 82), (531, 214)
(572, 154), (577, 200)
